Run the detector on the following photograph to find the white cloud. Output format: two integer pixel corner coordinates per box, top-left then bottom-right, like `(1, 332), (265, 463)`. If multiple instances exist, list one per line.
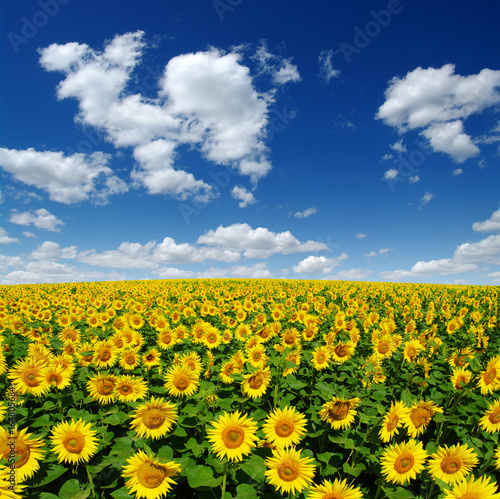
(293, 254), (347, 274)
(23, 232), (36, 238)
(318, 49), (340, 84)
(251, 41), (301, 85)
(231, 186), (256, 208)
(293, 207), (317, 219)
(0, 148), (127, 204)
(365, 248), (393, 258)
(229, 262), (273, 278)
(0, 228), (18, 244)
(30, 241), (62, 261)
(365, 251), (377, 258)
(472, 208), (500, 233)
(383, 169), (399, 180)
(197, 223), (327, 259)
(409, 176), (420, 183)
(9, 208), (65, 232)
(390, 139), (407, 153)
(452, 168), (464, 176)
(376, 64), (500, 162)
(381, 153), (394, 161)
(153, 267), (196, 279)
(355, 233), (367, 239)
(334, 268), (373, 280)
(420, 191), (434, 207)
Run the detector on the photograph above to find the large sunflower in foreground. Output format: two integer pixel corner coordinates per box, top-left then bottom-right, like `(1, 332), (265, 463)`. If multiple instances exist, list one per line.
(403, 400), (443, 438)
(478, 398), (500, 433)
(8, 358), (50, 397)
(307, 478), (364, 499)
(380, 440), (427, 485)
(131, 397), (178, 440)
(164, 365), (199, 398)
(442, 474), (500, 499)
(0, 427), (45, 481)
(427, 443), (478, 484)
(122, 450), (181, 499)
(477, 356), (500, 395)
(265, 446), (316, 495)
(379, 401), (410, 443)
(263, 406), (307, 449)
(319, 397), (359, 430)
(206, 411), (258, 462)
(311, 346), (331, 370)
(242, 367), (271, 399)
(50, 419), (98, 464)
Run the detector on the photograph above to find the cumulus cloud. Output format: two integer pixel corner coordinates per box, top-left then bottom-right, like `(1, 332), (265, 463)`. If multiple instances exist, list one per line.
(390, 139), (407, 153)
(472, 208), (500, 233)
(376, 64), (500, 162)
(0, 228), (18, 245)
(383, 169), (399, 180)
(292, 207), (317, 219)
(355, 233), (367, 239)
(0, 148), (127, 205)
(318, 49), (340, 84)
(9, 208), (65, 232)
(420, 191), (434, 207)
(452, 168), (464, 176)
(252, 41), (301, 85)
(231, 186), (256, 208)
(365, 248), (393, 258)
(293, 254), (348, 275)
(409, 176), (420, 183)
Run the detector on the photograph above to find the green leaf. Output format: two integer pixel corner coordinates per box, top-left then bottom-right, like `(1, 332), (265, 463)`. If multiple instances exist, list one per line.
(32, 464), (67, 487)
(235, 483), (259, 499)
(239, 453), (266, 482)
(110, 487), (134, 499)
(40, 494), (59, 499)
(101, 412), (129, 425)
(31, 414), (52, 427)
(184, 465), (222, 489)
(342, 462), (366, 477)
(58, 479), (91, 499)
(386, 487), (416, 498)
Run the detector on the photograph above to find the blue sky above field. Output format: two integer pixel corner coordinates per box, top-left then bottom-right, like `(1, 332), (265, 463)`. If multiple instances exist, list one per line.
(0, 0), (499, 285)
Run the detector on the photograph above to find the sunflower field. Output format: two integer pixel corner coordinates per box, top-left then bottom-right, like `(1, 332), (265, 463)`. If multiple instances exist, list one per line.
(0, 279), (499, 499)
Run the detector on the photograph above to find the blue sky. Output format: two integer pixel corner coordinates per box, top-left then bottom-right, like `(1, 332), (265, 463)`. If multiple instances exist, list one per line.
(1, 0), (499, 285)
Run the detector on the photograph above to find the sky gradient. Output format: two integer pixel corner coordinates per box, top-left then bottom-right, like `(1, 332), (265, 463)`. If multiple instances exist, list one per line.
(1, 0), (499, 285)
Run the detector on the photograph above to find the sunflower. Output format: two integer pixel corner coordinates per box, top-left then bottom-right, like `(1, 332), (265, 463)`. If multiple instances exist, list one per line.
(263, 406), (307, 449)
(58, 326), (80, 344)
(373, 335), (397, 359)
(41, 363), (73, 390)
(219, 360), (237, 384)
(265, 446), (316, 495)
(8, 358), (50, 397)
(115, 375), (148, 402)
(142, 348), (162, 371)
(495, 446), (500, 471)
(164, 365), (199, 398)
(427, 443), (478, 484)
(311, 346), (331, 370)
(319, 397), (360, 430)
(283, 349), (301, 377)
(86, 373), (117, 404)
(281, 327), (301, 348)
(380, 440), (427, 485)
(330, 342), (355, 364)
(0, 402), (5, 421)
(403, 340), (424, 363)
(76, 342), (94, 367)
(50, 419), (98, 464)
(131, 397), (178, 439)
(207, 411), (258, 462)
(0, 464), (25, 498)
(478, 398), (500, 433)
(247, 344), (267, 368)
(242, 367), (271, 399)
(447, 347), (474, 368)
(307, 478), (364, 499)
(379, 401), (410, 443)
(442, 474), (500, 499)
(180, 352), (203, 377)
(203, 326), (222, 350)
(477, 356), (500, 395)
(0, 426), (45, 481)
(92, 340), (118, 369)
(403, 400), (443, 438)
(122, 450), (181, 499)
(119, 348), (141, 371)
(156, 329), (178, 350)
(450, 367), (472, 390)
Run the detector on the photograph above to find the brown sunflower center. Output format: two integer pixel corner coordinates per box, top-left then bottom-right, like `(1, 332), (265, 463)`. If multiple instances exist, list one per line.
(394, 453), (414, 474)
(317, 353), (326, 364)
(173, 372), (190, 391)
(275, 421), (294, 438)
(440, 456), (462, 474)
(284, 334), (296, 345)
(454, 375), (467, 389)
(221, 427), (245, 449)
(378, 342), (389, 353)
(410, 407), (431, 428)
(48, 373), (63, 384)
(207, 333), (217, 343)
(96, 379), (115, 395)
(252, 352), (261, 361)
(143, 408), (167, 429)
(98, 348), (111, 361)
(335, 345), (348, 357)
(136, 462), (166, 489)
(277, 459), (300, 482)
(407, 347), (417, 358)
(328, 403), (350, 421)
(23, 369), (40, 387)
(63, 432), (85, 454)
(119, 384), (132, 395)
(484, 367), (497, 385)
(248, 374), (263, 389)
(125, 355), (136, 365)
(12, 441), (31, 468)
(386, 414), (399, 431)
(488, 409), (500, 424)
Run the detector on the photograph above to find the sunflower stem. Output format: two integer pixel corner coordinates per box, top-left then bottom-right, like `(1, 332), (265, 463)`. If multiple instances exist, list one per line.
(374, 482), (382, 499)
(220, 461), (229, 498)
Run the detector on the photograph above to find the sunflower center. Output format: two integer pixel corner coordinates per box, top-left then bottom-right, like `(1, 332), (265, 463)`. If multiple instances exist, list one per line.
(248, 375), (263, 389)
(335, 345), (348, 357)
(407, 347), (417, 358)
(143, 408), (167, 429)
(63, 432), (85, 454)
(328, 403), (350, 421)
(386, 414), (399, 431)
(284, 334), (296, 345)
(317, 353), (326, 363)
(440, 456), (462, 474)
(137, 462), (166, 489)
(96, 379), (115, 395)
(24, 369), (40, 387)
(12, 441), (31, 468)
(484, 368), (496, 384)
(125, 355), (136, 365)
(207, 334), (217, 343)
(173, 373), (190, 391)
(49, 373), (63, 384)
(488, 409), (500, 424)
(253, 352), (261, 361)
(225, 366), (234, 375)
(378, 342), (389, 353)
(277, 459), (300, 482)
(456, 356), (466, 367)
(275, 421), (294, 438)
(221, 427), (245, 449)
(119, 384), (132, 395)
(394, 453), (414, 474)
(98, 348), (111, 361)
(410, 407), (431, 428)
(455, 375), (467, 388)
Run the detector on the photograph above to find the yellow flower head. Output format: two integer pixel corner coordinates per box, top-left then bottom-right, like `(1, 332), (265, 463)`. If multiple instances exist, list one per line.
(131, 397), (178, 440)
(50, 419), (98, 465)
(379, 401), (410, 443)
(443, 474), (500, 499)
(380, 440), (427, 485)
(263, 406), (307, 449)
(479, 398), (500, 433)
(307, 478), (364, 499)
(427, 443), (478, 485)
